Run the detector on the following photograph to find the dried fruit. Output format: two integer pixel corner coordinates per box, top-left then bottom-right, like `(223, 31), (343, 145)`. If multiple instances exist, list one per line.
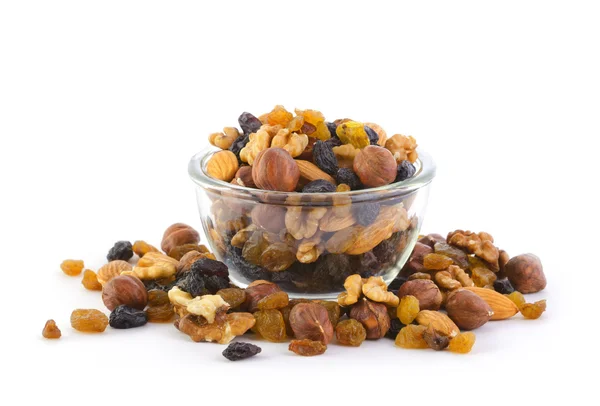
(42, 319), (61, 339)
(465, 286), (520, 320)
(336, 168), (362, 190)
(448, 332), (476, 354)
(222, 342), (262, 361)
(105, 241), (133, 262)
(252, 148), (300, 192)
(364, 125), (380, 145)
(401, 242), (433, 274)
(397, 295), (420, 325)
(289, 339), (327, 356)
(206, 150), (239, 182)
(109, 305), (148, 329)
(397, 279), (443, 311)
(97, 260), (133, 285)
(472, 267), (497, 288)
(257, 291), (290, 310)
(353, 146), (397, 187)
(60, 259), (84, 276)
(167, 243), (208, 261)
(355, 202), (381, 226)
(422, 324), (450, 351)
(395, 160), (416, 182)
(423, 253), (453, 271)
(312, 140), (338, 176)
(445, 289), (493, 330)
(177, 260), (230, 296)
(244, 281), (282, 312)
(415, 310), (459, 338)
(216, 288), (246, 309)
(253, 309), (287, 342)
(238, 112), (262, 134)
(504, 254), (547, 294)
(386, 318), (405, 339)
(146, 290), (174, 323)
(229, 133), (250, 161)
(336, 121), (370, 149)
(334, 319), (365, 346)
(264, 105), (293, 126)
(209, 127), (239, 149)
(102, 275), (148, 311)
(161, 223), (200, 254)
(81, 269), (102, 291)
(289, 303), (334, 344)
(132, 240), (159, 257)
(314, 300), (341, 327)
(385, 134), (418, 163)
(395, 324), (428, 349)
(520, 300), (546, 319)
(493, 279), (515, 294)
(364, 122), (387, 146)
(506, 291), (526, 309)
(349, 298), (390, 339)
(302, 179), (336, 193)
(70, 309), (109, 333)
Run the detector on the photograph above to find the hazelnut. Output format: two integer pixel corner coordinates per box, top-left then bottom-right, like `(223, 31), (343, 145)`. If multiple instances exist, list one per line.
(161, 223), (200, 254)
(504, 253), (546, 293)
(397, 279), (443, 311)
(233, 166), (256, 188)
(289, 303), (334, 344)
(250, 204), (287, 233)
(349, 298), (390, 339)
(102, 275), (148, 311)
(445, 289), (493, 330)
(252, 148), (300, 192)
(400, 242), (433, 275)
(353, 145), (397, 188)
(243, 281), (282, 312)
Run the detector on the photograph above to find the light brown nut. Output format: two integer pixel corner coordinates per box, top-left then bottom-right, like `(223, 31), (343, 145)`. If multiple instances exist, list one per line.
(244, 281), (282, 313)
(397, 279), (443, 311)
(463, 286), (519, 320)
(362, 276), (399, 306)
(134, 251), (179, 280)
(504, 253), (546, 294)
(206, 150), (239, 182)
(325, 226), (361, 254)
(132, 240), (160, 257)
(319, 210), (356, 232)
(408, 272), (432, 281)
(186, 295), (230, 324)
(285, 199), (328, 240)
(295, 159), (336, 188)
(102, 275), (148, 311)
(230, 224), (258, 248)
(332, 144), (359, 168)
(435, 270), (462, 290)
(385, 134), (418, 163)
(349, 298), (390, 339)
(176, 312), (255, 344)
(364, 122), (388, 147)
(289, 303), (334, 344)
(296, 232), (324, 264)
(446, 289), (493, 330)
(239, 128), (273, 165)
(97, 260), (133, 286)
(209, 127), (240, 150)
(232, 166), (256, 188)
(252, 147), (300, 192)
(447, 230), (500, 268)
(415, 310), (459, 338)
(353, 146), (397, 188)
(161, 223), (200, 254)
(337, 274), (363, 306)
(448, 265), (474, 287)
(271, 129), (309, 158)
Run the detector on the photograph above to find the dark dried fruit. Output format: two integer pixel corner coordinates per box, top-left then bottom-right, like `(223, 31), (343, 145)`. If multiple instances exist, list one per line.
(238, 112), (262, 135)
(335, 319), (366, 346)
(178, 258), (230, 295)
(355, 202), (381, 226)
(433, 242), (470, 269)
(312, 140), (339, 176)
(289, 339), (327, 356)
(42, 319), (61, 339)
(253, 309), (287, 342)
(364, 126), (379, 145)
(326, 122), (338, 138)
(388, 275), (408, 292)
(107, 241), (133, 262)
(190, 258), (229, 278)
(493, 279), (515, 294)
(229, 246), (272, 281)
(222, 342), (262, 361)
(229, 133), (251, 161)
(109, 305), (148, 329)
(324, 137), (342, 148)
(351, 251), (382, 278)
(395, 160), (416, 182)
(385, 318), (405, 339)
(302, 179), (336, 193)
(336, 168), (362, 190)
(422, 324), (450, 351)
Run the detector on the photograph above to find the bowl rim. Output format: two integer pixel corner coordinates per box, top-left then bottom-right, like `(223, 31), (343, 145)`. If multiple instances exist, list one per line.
(188, 146), (436, 204)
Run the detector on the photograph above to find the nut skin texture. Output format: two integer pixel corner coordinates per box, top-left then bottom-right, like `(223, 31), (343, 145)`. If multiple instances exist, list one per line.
(349, 298), (391, 339)
(252, 148), (300, 192)
(504, 254), (546, 294)
(206, 150), (239, 182)
(445, 289), (493, 330)
(161, 223), (200, 254)
(401, 242), (433, 274)
(102, 275), (148, 311)
(353, 145), (397, 188)
(244, 281), (282, 313)
(397, 279), (443, 311)
(233, 166), (256, 188)
(289, 303), (334, 344)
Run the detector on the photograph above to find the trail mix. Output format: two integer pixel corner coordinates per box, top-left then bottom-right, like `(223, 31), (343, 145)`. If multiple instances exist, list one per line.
(45, 223), (547, 358)
(201, 106), (421, 293)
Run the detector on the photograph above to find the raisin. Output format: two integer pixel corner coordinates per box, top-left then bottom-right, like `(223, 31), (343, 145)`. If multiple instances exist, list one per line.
(264, 105), (293, 126)
(395, 160), (416, 182)
(472, 267), (497, 288)
(325, 137), (342, 148)
(60, 259), (84, 276)
(423, 253), (453, 270)
(168, 244), (209, 260)
(314, 300), (342, 327)
(222, 342), (262, 361)
(493, 279), (515, 294)
(335, 319), (366, 346)
(109, 305), (148, 329)
(336, 168), (362, 190)
(229, 133), (250, 161)
(132, 240), (159, 257)
(506, 291), (526, 308)
(107, 241), (134, 262)
(143, 279), (177, 292)
(42, 319), (61, 339)
(216, 288), (247, 309)
(302, 179), (337, 193)
(326, 122), (338, 138)
(520, 300), (546, 319)
(448, 332), (476, 354)
(395, 324), (428, 349)
(257, 291), (290, 310)
(242, 231), (269, 266)
(301, 121), (316, 134)
(364, 125), (379, 145)
(312, 140), (338, 176)
(336, 121), (370, 149)
(314, 254), (353, 288)
(147, 289), (169, 306)
(252, 309), (287, 342)
(373, 236), (400, 265)
(81, 269), (102, 291)
(351, 251), (382, 278)
(228, 246), (272, 282)
(422, 324), (450, 351)
(289, 339), (327, 356)
(385, 318), (405, 339)
(355, 202), (381, 226)
(146, 303), (174, 323)
(397, 295), (420, 325)
(433, 242), (470, 269)
(238, 112), (262, 135)
(190, 257), (229, 277)
(70, 309), (109, 333)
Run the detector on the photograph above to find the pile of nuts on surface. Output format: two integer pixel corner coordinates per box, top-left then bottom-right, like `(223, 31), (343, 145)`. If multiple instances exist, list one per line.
(44, 222), (547, 359)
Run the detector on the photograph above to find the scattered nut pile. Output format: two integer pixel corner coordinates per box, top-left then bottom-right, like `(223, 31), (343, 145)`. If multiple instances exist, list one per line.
(44, 222), (547, 359)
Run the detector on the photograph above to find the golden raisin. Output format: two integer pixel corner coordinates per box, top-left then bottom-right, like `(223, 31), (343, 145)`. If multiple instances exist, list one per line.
(336, 121), (369, 149)
(472, 267), (497, 288)
(423, 253), (453, 270)
(448, 332), (476, 354)
(252, 309), (287, 342)
(422, 324), (449, 351)
(312, 121), (332, 141)
(395, 325), (428, 349)
(289, 339), (327, 356)
(336, 183), (351, 192)
(216, 288), (247, 309)
(260, 243), (296, 272)
(520, 300), (546, 320)
(81, 270), (102, 291)
(335, 319), (366, 346)
(314, 300), (342, 327)
(147, 289), (169, 306)
(264, 105), (293, 127)
(70, 309), (109, 333)
(60, 259), (84, 276)
(42, 319), (61, 339)
(257, 291), (290, 310)
(146, 303), (174, 323)
(132, 240), (159, 257)
(397, 295), (420, 325)
(506, 291), (526, 308)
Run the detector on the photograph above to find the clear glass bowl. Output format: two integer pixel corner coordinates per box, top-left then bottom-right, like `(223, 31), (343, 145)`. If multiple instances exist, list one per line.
(188, 147), (436, 299)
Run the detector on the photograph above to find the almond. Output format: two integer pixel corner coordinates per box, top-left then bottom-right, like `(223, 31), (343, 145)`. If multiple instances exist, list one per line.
(415, 310), (459, 338)
(446, 289), (493, 330)
(463, 286), (519, 320)
(295, 160), (336, 188)
(319, 210), (356, 232)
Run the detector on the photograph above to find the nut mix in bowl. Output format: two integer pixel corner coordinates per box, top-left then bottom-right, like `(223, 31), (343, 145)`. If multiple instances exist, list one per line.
(188, 106), (436, 299)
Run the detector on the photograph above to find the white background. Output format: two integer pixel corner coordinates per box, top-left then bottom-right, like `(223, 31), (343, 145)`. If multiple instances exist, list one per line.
(1, 1), (598, 405)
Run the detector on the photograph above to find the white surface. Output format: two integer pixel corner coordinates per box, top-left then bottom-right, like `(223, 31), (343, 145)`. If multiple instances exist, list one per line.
(1, 1), (598, 405)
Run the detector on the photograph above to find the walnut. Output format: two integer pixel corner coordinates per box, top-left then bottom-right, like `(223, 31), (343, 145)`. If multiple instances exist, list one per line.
(186, 295), (230, 324)
(209, 127), (240, 149)
(447, 230), (500, 267)
(448, 265), (474, 287)
(362, 276), (399, 306)
(208, 226), (226, 256)
(408, 272), (432, 281)
(337, 274), (363, 306)
(239, 129), (274, 165)
(434, 270), (462, 290)
(176, 312), (255, 344)
(230, 224), (258, 248)
(285, 196), (328, 240)
(385, 134), (418, 163)
(271, 129), (309, 158)
(296, 232), (324, 264)
(332, 144), (359, 168)
(133, 252), (179, 280)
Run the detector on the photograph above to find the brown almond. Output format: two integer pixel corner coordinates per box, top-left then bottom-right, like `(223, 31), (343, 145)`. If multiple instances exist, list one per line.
(463, 286), (519, 320)
(446, 289), (493, 330)
(414, 310), (459, 338)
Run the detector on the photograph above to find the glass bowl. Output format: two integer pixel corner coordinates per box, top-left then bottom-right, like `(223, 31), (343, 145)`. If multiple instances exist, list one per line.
(188, 147), (436, 299)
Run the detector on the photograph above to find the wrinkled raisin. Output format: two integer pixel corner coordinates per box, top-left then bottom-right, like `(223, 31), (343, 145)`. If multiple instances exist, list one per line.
(42, 319), (61, 339)
(506, 291), (526, 308)
(422, 324), (450, 351)
(81, 269), (102, 291)
(238, 112), (262, 135)
(520, 300), (546, 319)
(257, 291), (290, 310)
(385, 318), (405, 339)
(351, 251), (382, 278)
(325, 137), (342, 148)
(264, 105), (293, 126)
(423, 253), (453, 270)
(222, 342), (262, 361)
(395, 160), (416, 182)
(314, 254), (353, 288)
(336, 168), (362, 190)
(190, 257), (229, 277)
(433, 242), (470, 269)
(216, 288), (246, 309)
(336, 121), (370, 149)
(302, 179), (336, 193)
(314, 300), (342, 327)
(253, 309), (287, 342)
(242, 231), (269, 265)
(448, 332), (476, 354)
(397, 295), (420, 325)
(228, 246), (272, 282)
(61, 259), (84, 276)
(289, 339), (327, 356)
(109, 305), (148, 329)
(229, 133), (250, 162)
(364, 125), (379, 145)
(260, 243), (296, 272)
(395, 325), (428, 349)
(168, 244), (209, 260)
(472, 267), (497, 288)
(493, 279), (515, 294)
(70, 309), (109, 333)
(313, 140), (339, 176)
(326, 122), (338, 138)
(355, 202), (381, 226)
(132, 240), (159, 257)
(335, 319), (366, 346)
(146, 303), (174, 323)
(107, 241), (133, 262)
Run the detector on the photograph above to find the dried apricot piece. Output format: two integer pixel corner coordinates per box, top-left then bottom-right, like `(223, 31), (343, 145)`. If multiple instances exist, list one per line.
(81, 269), (102, 291)
(397, 295), (420, 325)
(60, 259), (84, 276)
(395, 325), (428, 349)
(520, 300), (546, 319)
(289, 339), (327, 356)
(506, 291), (526, 308)
(42, 319), (61, 339)
(423, 253), (453, 270)
(70, 309), (109, 333)
(448, 332), (476, 354)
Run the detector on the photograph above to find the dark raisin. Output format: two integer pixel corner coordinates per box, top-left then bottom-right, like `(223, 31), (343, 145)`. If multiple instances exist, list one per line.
(364, 126), (379, 145)
(177, 272), (208, 297)
(107, 241), (133, 262)
(190, 258), (229, 277)
(222, 342), (262, 361)
(237, 112), (262, 135)
(336, 168), (362, 190)
(203, 274), (230, 293)
(388, 275), (408, 291)
(229, 133), (250, 160)
(372, 238), (396, 265)
(326, 122), (338, 138)
(493, 279), (515, 294)
(302, 179), (336, 193)
(312, 141), (339, 176)
(386, 318), (405, 339)
(355, 202), (381, 226)
(228, 246), (272, 282)
(109, 305), (148, 329)
(143, 279), (177, 292)
(395, 160), (416, 182)
(314, 254), (353, 287)
(352, 251), (382, 278)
